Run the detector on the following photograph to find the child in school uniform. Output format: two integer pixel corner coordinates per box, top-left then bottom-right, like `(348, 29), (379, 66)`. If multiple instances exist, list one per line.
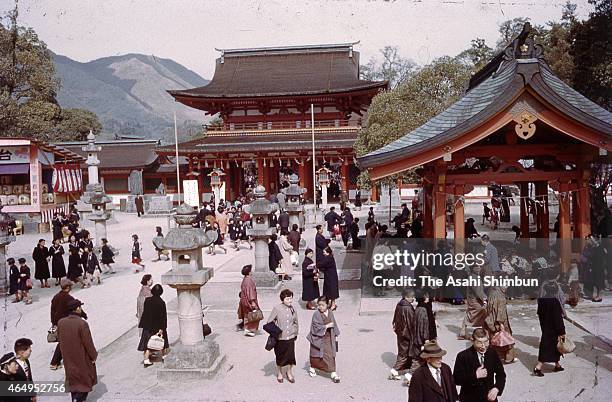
(100, 238), (116, 274)
(132, 234), (145, 272)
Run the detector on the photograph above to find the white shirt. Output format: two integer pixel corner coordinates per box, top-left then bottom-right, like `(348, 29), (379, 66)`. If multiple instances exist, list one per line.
(16, 358), (29, 378)
(428, 364), (442, 386)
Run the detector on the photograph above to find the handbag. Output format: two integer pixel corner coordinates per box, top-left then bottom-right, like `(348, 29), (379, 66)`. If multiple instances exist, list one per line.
(246, 309), (264, 323)
(557, 335), (575, 354)
(265, 335), (277, 351)
(202, 323), (212, 337)
(47, 325), (58, 343)
(491, 329), (515, 347)
(147, 334), (165, 351)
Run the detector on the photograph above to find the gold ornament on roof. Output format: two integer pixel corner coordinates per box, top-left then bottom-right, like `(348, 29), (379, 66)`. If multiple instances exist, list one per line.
(514, 111), (537, 140)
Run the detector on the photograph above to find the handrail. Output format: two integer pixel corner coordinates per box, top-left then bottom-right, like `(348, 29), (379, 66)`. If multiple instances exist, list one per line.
(205, 119), (361, 131)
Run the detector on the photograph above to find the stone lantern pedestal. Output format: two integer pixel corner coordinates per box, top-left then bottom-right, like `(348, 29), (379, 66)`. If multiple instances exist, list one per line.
(154, 204), (225, 380)
(85, 184), (111, 248)
(245, 185), (279, 288)
(282, 173), (306, 231)
(317, 167), (331, 208)
(0, 205), (16, 293)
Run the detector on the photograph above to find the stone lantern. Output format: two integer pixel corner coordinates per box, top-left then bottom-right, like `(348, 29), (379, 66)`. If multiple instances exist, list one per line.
(0, 204), (16, 293)
(154, 204), (224, 379)
(282, 173), (306, 231)
(317, 167), (331, 207)
(245, 185), (279, 288)
(86, 183), (111, 248)
(208, 168), (225, 208)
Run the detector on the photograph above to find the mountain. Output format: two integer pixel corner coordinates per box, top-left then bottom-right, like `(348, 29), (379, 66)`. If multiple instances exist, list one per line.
(53, 53), (210, 143)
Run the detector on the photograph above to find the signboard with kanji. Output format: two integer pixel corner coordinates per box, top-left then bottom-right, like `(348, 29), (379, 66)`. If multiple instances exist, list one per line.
(0, 146), (30, 164)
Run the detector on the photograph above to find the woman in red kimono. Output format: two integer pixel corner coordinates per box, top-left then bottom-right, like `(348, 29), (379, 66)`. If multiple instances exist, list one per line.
(238, 265), (261, 337)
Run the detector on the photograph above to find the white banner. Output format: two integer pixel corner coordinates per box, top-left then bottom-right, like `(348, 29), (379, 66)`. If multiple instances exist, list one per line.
(183, 180), (199, 207)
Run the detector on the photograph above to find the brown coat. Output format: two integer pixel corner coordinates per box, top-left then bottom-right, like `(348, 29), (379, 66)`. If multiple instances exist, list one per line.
(58, 313), (98, 393)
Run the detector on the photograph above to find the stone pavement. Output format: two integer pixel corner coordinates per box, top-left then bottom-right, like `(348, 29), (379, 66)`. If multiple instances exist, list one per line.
(1, 208), (610, 401)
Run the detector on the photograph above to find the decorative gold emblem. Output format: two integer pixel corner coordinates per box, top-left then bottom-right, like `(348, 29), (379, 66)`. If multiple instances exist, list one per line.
(514, 111), (537, 140)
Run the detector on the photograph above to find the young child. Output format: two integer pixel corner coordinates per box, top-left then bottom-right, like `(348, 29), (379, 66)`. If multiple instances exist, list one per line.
(7, 258), (19, 301)
(482, 202), (491, 225)
(100, 238), (116, 274)
(132, 234), (145, 272)
(67, 247), (84, 287)
(17, 258), (32, 304)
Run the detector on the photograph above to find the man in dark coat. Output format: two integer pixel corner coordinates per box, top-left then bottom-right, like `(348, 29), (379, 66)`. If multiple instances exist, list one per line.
(400, 203), (411, 223)
(409, 341), (458, 402)
(58, 300), (98, 402)
(390, 289), (419, 382)
(12, 338), (34, 402)
(315, 225), (330, 263)
(324, 206), (341, 237)
(135, 194), (144, 217)
(278, 210), (290, 235)
(453, 328), (506, 402)
(268, 234), (283, 273)
(301, 249), (320, 309)
(341, 208), (354, 247)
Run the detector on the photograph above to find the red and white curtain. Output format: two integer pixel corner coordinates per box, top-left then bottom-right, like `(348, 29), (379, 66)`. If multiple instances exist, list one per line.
(52, 164), (83, 193)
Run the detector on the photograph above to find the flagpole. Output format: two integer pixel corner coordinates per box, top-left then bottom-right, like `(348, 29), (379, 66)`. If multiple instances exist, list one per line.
(174, 111), (181, 203)
(311, 104), (316, 212)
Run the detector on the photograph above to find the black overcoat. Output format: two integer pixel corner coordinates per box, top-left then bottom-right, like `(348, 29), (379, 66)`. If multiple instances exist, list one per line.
(315, 233), (329, 263)
(301, 256), (320, 302)
(317, 254), (339, 299)
(268, 241), (282, 272)
(408, 362), (458, 402)
(50, 244), (67, 278)
(139, 295), (167, 332)
(32, 245), (50, 280)
(537, 297), (565, 362)
(453, 346), (506, 402)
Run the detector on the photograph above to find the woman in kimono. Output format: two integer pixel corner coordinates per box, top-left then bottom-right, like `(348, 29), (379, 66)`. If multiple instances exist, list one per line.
(302, 249), (320, 310)
(484, 286), (516, 363)
(50, 238), (66, 286)
(32, 238), (50, 288)
(238, 265), (261, 337)
(458, 264), (487, 339)
(534, 282), (566, 376)
(8, 257), (20, 302)
(278, 233), (294, 280)
(307, 296), (341, 383)
(317, 247), (339, 311)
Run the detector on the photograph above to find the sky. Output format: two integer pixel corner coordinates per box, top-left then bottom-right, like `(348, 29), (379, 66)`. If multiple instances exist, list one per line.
(1, 0), (593, 80)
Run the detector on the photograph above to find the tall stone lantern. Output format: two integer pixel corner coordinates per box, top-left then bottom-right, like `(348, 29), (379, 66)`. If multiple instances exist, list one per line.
(86, 183), (111, 248)
(154, 204), (224, 380)
(282, 174), (306, 231)
(208, 168), (226, 207)
(317, 167), (331, 207)
(245, 185), (279, 288)
(0, 204), (16, 293)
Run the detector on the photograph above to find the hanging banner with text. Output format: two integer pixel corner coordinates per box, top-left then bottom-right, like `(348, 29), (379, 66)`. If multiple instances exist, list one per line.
(183, 180), (199, 207)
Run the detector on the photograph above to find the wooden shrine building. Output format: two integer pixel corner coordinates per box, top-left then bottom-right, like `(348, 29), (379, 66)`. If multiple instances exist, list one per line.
(158, 43), (387, 202)
(358, 24), (612, 270)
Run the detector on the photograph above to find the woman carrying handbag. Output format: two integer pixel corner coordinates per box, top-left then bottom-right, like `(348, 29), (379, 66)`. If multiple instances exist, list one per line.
(138, 284), (168, 367)
(238, 265), (262, 337)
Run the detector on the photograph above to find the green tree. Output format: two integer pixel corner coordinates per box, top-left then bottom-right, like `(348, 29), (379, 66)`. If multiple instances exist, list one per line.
(496, 17), (532, 50)
(52, 108), (102, 141)
(455, 38), (494, 70)
(360, 46), (416, 88)
(0, 7), (61, 140)
(570, 0), (612, 110)
(539, 2), (578, 85)
(355, 56), (472, 186)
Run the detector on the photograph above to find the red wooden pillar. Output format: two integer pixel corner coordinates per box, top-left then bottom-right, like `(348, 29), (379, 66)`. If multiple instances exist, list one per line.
(535, 181), (549, 238)
(422, 182), (433, 238)
(576, 184), (591, 239)
(341, 163), (349, 194)
(558, 181), (571, 273)
(257, 158), (264, 186)
(433, 190), (446, 239)
(371, 182), (378, 203)
(519, 182), (530, 238)
(453, 185), (465, 240)
(298, 161), (306, 188)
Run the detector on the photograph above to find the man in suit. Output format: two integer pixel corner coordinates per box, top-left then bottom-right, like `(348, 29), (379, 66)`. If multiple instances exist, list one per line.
(453, 328), (506, 402)
(409, 341), (458, 402)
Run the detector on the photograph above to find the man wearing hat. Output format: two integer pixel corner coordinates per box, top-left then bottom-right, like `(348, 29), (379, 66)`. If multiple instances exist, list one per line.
(408, 341), (458, 402)
(0, 352), (19, 380)
(57, 299), (98, 402)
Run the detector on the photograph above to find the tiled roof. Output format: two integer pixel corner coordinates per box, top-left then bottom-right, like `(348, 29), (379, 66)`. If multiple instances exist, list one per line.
(168, 45), (387, 98)
(58, 140), (160, 170)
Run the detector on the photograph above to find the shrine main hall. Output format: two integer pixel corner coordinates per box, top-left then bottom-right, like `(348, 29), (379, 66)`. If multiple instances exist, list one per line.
(157, 43), (387, 201)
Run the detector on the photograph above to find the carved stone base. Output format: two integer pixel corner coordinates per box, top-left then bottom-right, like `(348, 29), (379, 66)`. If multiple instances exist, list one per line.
(252, 271), (280, 288)
(157, 339), (225, 380)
